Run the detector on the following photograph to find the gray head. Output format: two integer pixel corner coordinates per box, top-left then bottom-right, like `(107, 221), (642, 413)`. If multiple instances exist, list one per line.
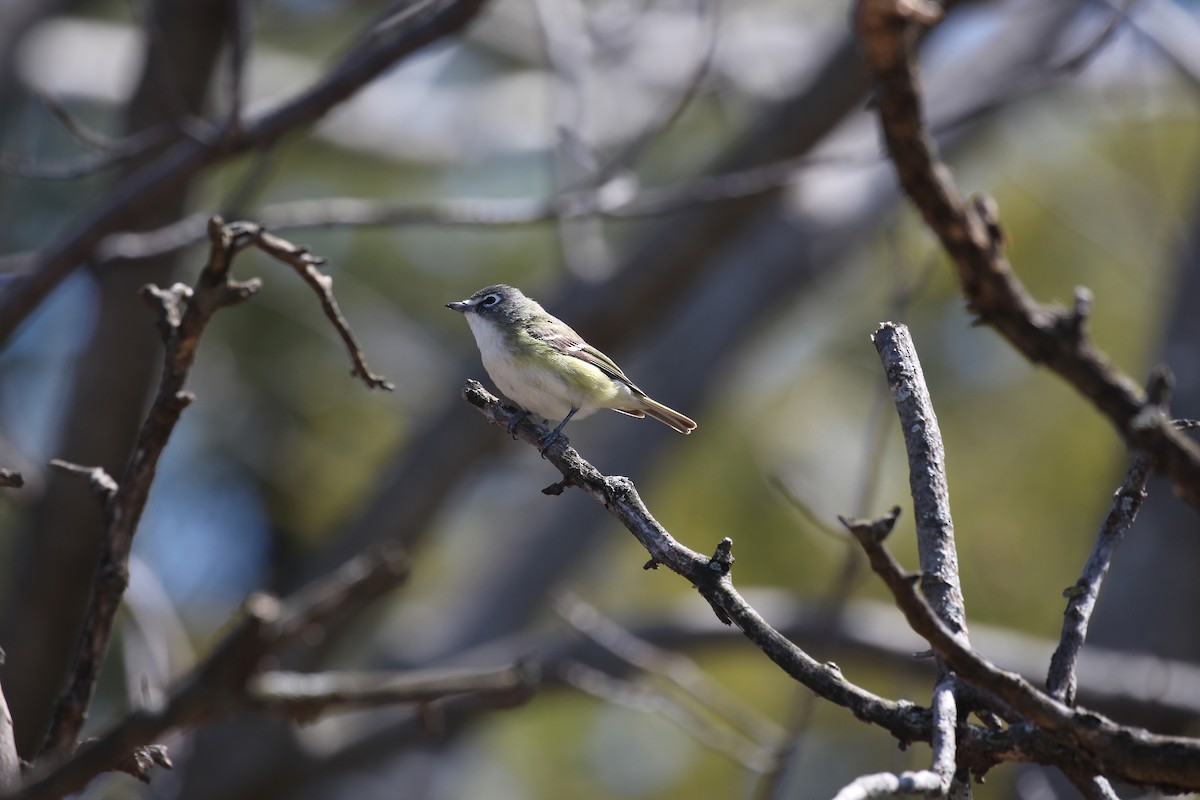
(445, 284), (541, 325)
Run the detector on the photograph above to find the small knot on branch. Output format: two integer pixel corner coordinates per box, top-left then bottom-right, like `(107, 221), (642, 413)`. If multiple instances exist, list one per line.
(140, 282), (193, 338)
(542, 477), (574, 496)
(1131, 367), (1174, 435)
(970, 193), (1007, 255)
(838, 506), (902, 544)
(1057, 286), (1093, 343)
(1145, 366), (1174, 409)
(707, 537), (735, 575)
(115, 743), (173, 783)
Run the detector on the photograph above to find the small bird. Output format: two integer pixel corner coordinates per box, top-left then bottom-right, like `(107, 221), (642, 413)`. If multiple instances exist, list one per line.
(447, 284), (696, 447)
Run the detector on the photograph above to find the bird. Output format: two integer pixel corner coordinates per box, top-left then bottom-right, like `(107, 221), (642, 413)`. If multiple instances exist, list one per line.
(446, 284), (696, 448)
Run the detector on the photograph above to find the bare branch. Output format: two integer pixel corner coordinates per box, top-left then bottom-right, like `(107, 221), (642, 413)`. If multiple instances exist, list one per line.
(223, 0), (251, 134)
(247, 665), (536, 723)
(0, 124), (176, 180)
(844, 509), (1200, 791)
(14, 545), (411, 799)
(871, 322), (967, 638)
(219, 220), (393, 390)
(36, 92), (124, 152)
(853, 0), (1200, 514)
(0, 0), (490, 344)
(40, 217), (389, 758)
(460, 380), (931, 745)
(0, 470), (22, 489)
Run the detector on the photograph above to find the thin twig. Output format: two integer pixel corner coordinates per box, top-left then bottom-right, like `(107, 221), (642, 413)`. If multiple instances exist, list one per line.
(554, 591), (784, 746)
(218, 221), (393, 390)
(559, 660), (774, 771)
(36, 92), (123, 152)
(1055, 0), (1140, 74)
(1046, 453), (1151, 704)
(247, 664), (536, 723)
(224, 0), (251, 135)
(0, 125), (176, 180)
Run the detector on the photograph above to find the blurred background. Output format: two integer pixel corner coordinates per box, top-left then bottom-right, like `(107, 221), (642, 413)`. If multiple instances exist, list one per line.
(1, 0), (1199, 797)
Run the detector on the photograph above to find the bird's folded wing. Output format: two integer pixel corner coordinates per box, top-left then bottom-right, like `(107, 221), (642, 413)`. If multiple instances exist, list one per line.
(527, 323), (643, 393)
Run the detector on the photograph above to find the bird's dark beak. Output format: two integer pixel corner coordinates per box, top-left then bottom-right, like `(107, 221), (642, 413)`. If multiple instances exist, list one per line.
(445, 299), (471, 312)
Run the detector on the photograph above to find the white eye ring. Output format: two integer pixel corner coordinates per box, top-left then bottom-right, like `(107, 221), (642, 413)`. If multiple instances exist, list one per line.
(480, 294), (500, 307)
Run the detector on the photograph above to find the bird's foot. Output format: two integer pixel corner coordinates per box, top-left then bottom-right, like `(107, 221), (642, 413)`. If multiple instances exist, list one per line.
(506, 409), (530, 439)
(538, 429), (567, 457)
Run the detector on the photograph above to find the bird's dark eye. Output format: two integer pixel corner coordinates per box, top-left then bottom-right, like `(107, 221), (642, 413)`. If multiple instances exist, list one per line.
(480, 294), (500, 307)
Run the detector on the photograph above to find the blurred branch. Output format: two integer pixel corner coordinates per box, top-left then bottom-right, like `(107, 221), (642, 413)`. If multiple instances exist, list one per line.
(843, 508), (1200, 790)
(533, 593), (1200, 732)
(223, 0), (251, 134)
(40, 217), (390, 759)
(35, 92), (125, 152)
(854, 0), (1200, 515)
(12, 545), (414, 799)
(0, 0), (490, 344)
(0, 150), (852, 271)
(554, 591), (784, 746)
(0, 471), (22, 489)
(560, 660), (774, 771)
(247, 664), (536, 723)
(0, 124), (176, 180)
(1056, 0), (1139, 73)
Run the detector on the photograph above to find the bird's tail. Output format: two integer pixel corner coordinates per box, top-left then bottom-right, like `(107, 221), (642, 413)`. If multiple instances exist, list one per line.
(638, 396), (697, 434)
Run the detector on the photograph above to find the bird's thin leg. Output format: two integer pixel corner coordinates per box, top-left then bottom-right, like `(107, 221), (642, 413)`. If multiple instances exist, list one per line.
(540, 408), (578, 454)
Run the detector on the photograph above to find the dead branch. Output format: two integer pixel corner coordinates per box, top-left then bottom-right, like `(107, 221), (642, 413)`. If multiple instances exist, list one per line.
(846, 509), (1200, 791)
(853, 0), (1200, 514)
(465, 379), (1200, 791)
(40, 217), (390, 760)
